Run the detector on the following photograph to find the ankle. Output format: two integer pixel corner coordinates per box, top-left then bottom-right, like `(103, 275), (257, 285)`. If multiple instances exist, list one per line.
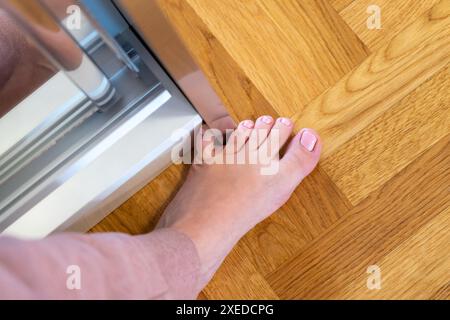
(167, 220), (240, 282)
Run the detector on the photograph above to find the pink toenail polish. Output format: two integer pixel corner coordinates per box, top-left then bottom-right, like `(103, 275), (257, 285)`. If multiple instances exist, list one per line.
(300, 130), (317, 152)
(279, 118), (292, 126)
(242, 120), (254, 129)
(261, 116), (273, 124)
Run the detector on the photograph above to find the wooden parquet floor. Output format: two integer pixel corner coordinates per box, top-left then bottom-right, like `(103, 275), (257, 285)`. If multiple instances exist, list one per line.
(91, 0), (450, 299)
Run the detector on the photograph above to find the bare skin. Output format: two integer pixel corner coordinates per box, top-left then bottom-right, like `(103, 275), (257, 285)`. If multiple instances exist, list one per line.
(157, 115), (322, 287)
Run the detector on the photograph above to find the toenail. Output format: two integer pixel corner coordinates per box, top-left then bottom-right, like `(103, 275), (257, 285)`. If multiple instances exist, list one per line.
(261, 116), (273, 124)
(242, 120), (254, 129)
(300, 130), (317, 152)
(279, 118), (292, 126)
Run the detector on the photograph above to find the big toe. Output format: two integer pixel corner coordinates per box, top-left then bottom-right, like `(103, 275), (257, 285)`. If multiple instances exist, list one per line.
(281, 128), (322, 183)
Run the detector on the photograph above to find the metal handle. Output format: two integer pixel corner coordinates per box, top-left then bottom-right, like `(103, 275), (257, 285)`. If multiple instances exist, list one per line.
(0, 0), (115, 106)
(75, 0), (140, 73)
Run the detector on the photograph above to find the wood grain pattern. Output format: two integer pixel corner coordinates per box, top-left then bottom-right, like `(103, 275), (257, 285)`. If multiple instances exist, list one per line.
(185, 0), (369, 115)
(337, 207), (450, 299)
(268, 136), (449, 299)
(323, 66), (450, 205)
(157, 0), (277, 121)
(91, 0), (450, 299)
(203, 246), (280, 300)
(430, 283), (450, 299)
(339, 0), (440, 51)
(329, 0), (354, 12)
(292, 0), (450, 158)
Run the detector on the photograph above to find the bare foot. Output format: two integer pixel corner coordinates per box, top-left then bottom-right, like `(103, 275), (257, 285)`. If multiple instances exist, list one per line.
(157, 115), (322, 287)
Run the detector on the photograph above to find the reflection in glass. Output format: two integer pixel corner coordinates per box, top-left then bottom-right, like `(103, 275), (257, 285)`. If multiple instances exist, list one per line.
(0, 0), (114, 107)
(0, 8), (56, 118)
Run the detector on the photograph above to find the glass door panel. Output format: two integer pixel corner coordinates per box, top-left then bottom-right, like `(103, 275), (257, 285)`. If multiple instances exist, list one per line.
(0, 0), (165, 228)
